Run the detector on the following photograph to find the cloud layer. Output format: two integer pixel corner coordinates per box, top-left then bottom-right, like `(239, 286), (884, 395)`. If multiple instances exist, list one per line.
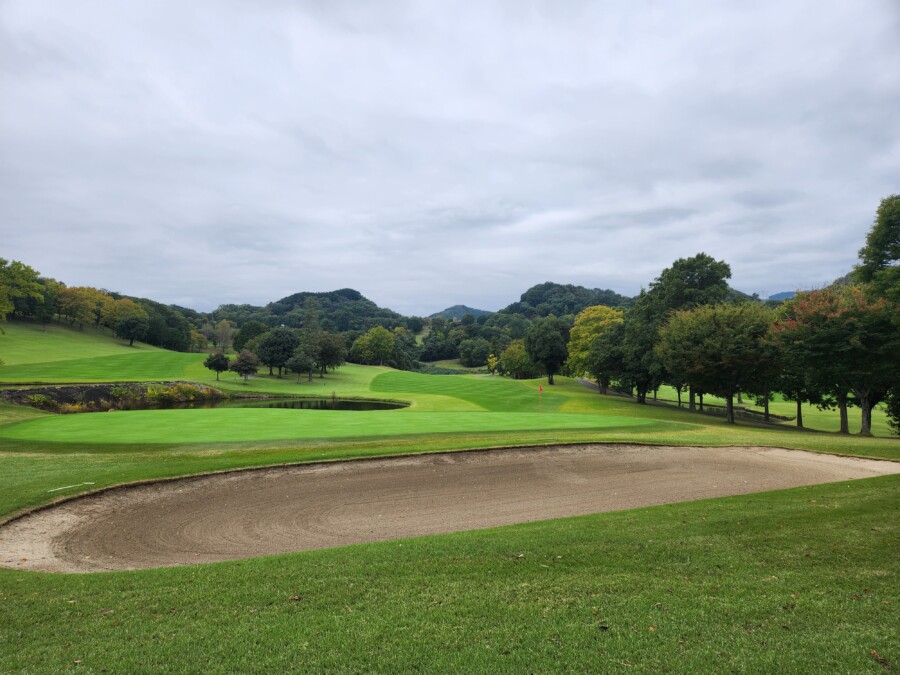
(2, 1), (899, 315)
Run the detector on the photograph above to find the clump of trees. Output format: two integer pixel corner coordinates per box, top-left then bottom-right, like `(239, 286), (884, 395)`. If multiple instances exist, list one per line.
(566, 196), (900, 435)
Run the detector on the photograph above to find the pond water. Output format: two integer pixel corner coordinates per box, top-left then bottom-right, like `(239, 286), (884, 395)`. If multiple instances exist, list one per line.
(163, 397), (407, 411)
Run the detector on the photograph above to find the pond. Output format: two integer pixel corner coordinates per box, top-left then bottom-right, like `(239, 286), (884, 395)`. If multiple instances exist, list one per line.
(163, 397), (407, 412)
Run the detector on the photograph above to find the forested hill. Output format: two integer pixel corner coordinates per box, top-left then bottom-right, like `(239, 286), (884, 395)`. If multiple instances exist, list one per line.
(498, 282), (633, 319)
(429, 305), (493, 320)
(210, 288), (412, 333)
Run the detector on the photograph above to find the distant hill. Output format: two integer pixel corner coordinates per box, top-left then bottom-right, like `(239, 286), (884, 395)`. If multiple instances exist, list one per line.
(428, 305), (493, 320)
(768, 291), (796, 301)
(211, 288), (409, 333)
(498, 282), (633, 319)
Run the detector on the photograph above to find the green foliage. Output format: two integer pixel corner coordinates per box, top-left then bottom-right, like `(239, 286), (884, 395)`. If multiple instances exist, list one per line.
(24, 393), (54, 410)
(856, 194), (900, 302)
(350, 326), (395, 366)
(657, 303), (775, 423)
(458, 337), (491, 367)
(648, 252), (732, 310)
(565, 305), (624, 377)
(500, 281), (631, 318)
(500, 339), (539, 380)
(232, 320), (269, 351)
(229, 350), (259, 382)
(256, 328), (301, 376)
(775, 286), (900, 435)
(524, 316), (569, 384)
(203, 352), (230, 380)
(0, 258), (43, 322)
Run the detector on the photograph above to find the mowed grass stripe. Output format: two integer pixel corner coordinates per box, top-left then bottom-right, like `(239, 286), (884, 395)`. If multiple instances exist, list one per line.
(0, 351), (207, 382)
(0, 409), (659, 443)
(371, 370), (564, 411)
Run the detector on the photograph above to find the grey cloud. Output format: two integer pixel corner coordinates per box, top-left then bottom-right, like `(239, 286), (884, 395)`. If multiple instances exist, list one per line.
(2, 1), (898, 314)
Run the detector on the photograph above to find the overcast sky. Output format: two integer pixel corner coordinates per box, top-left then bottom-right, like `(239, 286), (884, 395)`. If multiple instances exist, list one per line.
(2, 1), (898, 316)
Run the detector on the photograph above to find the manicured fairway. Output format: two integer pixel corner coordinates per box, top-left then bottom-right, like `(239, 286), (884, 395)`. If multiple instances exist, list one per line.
(0, 351), (207, 383)
(0, 408), (660, 443)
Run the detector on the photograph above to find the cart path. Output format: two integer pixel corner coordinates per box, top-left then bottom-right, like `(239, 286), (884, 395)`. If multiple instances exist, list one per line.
(1, 444), (897, 573)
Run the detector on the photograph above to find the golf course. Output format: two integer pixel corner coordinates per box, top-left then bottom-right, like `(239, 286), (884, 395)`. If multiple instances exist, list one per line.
(1, 319), (898, 672)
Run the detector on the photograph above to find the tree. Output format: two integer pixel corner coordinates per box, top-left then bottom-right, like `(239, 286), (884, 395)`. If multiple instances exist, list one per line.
(286, 348), (316, 383)
(57, 286), (97, 327)
(774, 286), (900, 435)
(458, 337), (491, 367)
(500, 339), (539, 379)
(350, 326), (395, 366)
(657, 303), (775, 424)
(204, 352), (230, 381)
(233, 321), (269, 351)
(115, 313), (150, 346)
(0, 259), (44, 324)
(585, 321), (626, 395)
(565, 305), (624, 377)
(229, 350), (259, 382)
(214, 320), (235, 352)
(649, 253), (732, 310)
(856, 194), (900, 302)
(524, 316), (568, 384)
(256, 327), (300, 376)
(314, 331), (347, 376)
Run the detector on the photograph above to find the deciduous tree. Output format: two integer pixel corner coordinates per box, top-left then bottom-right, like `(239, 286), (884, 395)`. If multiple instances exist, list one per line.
(657, 303), (775, 424)
(203, 352), (230, 381)
(524, 316), (568, 384)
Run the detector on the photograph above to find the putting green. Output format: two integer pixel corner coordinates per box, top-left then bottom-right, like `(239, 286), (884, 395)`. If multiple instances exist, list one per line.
(0, 408), (659, 444)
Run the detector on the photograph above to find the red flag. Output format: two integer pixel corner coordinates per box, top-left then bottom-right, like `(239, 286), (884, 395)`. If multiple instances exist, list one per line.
(539, 386), (543, 393)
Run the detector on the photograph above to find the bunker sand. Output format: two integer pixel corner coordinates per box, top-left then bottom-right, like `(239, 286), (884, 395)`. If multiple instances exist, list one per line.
(1, 444), (897, 573)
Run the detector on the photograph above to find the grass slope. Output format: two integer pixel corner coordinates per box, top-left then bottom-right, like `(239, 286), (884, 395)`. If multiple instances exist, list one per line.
(0, 320), (164, 365)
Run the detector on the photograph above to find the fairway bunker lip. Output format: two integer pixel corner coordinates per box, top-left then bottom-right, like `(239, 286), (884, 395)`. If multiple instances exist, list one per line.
(1, 443), (898, 574)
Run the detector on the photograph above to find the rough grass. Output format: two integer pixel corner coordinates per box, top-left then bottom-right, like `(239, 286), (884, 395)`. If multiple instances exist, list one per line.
(1, 477), (897, 672)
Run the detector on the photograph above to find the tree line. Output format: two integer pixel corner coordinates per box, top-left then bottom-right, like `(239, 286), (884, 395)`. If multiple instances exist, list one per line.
(499, 195), (899, 436)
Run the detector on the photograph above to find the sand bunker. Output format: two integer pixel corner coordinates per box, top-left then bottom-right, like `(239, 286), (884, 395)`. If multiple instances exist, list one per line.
(1, 444), (897, 573)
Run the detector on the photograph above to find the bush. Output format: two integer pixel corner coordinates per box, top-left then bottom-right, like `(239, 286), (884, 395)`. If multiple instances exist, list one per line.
(25, 393), (54, 410)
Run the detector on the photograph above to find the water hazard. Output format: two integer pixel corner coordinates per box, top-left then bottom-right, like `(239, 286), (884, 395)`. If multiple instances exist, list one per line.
(166, 397), (407, 411)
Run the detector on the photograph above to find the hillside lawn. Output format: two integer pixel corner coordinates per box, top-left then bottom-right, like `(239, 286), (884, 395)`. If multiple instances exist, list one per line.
(0, 320), (898, 671)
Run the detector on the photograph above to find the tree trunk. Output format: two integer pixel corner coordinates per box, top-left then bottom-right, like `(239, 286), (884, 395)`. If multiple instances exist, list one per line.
(725, 393), (735, 424)
(307, 369), (313, 382)
(689, 385), (696, 412)
(698, 393), (704, 412)
(796, 399), (803, 428)
(215, 371), (220, 381)
(764, 395), (770, 423)
(653, 389), (658, 401)
(129, 337), (135, 346)
(737, 390), (743, 404)
(677, 387), (682, 408)
(837, 392), (849, 434)
(268, 366), (273, 375)
(857, 393), (872, 436)
(548, 373), (555, 385)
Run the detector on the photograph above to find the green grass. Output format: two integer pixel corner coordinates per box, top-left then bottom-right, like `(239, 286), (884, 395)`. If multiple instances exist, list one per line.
(1, 326), (899, 671)
(0, 320), (164, 365)
(0, 409), (659, 444)
(1, 477), (897, 672)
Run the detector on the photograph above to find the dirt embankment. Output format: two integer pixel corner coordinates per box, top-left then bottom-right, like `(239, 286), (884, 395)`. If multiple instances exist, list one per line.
(1, 443), (897, 573)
